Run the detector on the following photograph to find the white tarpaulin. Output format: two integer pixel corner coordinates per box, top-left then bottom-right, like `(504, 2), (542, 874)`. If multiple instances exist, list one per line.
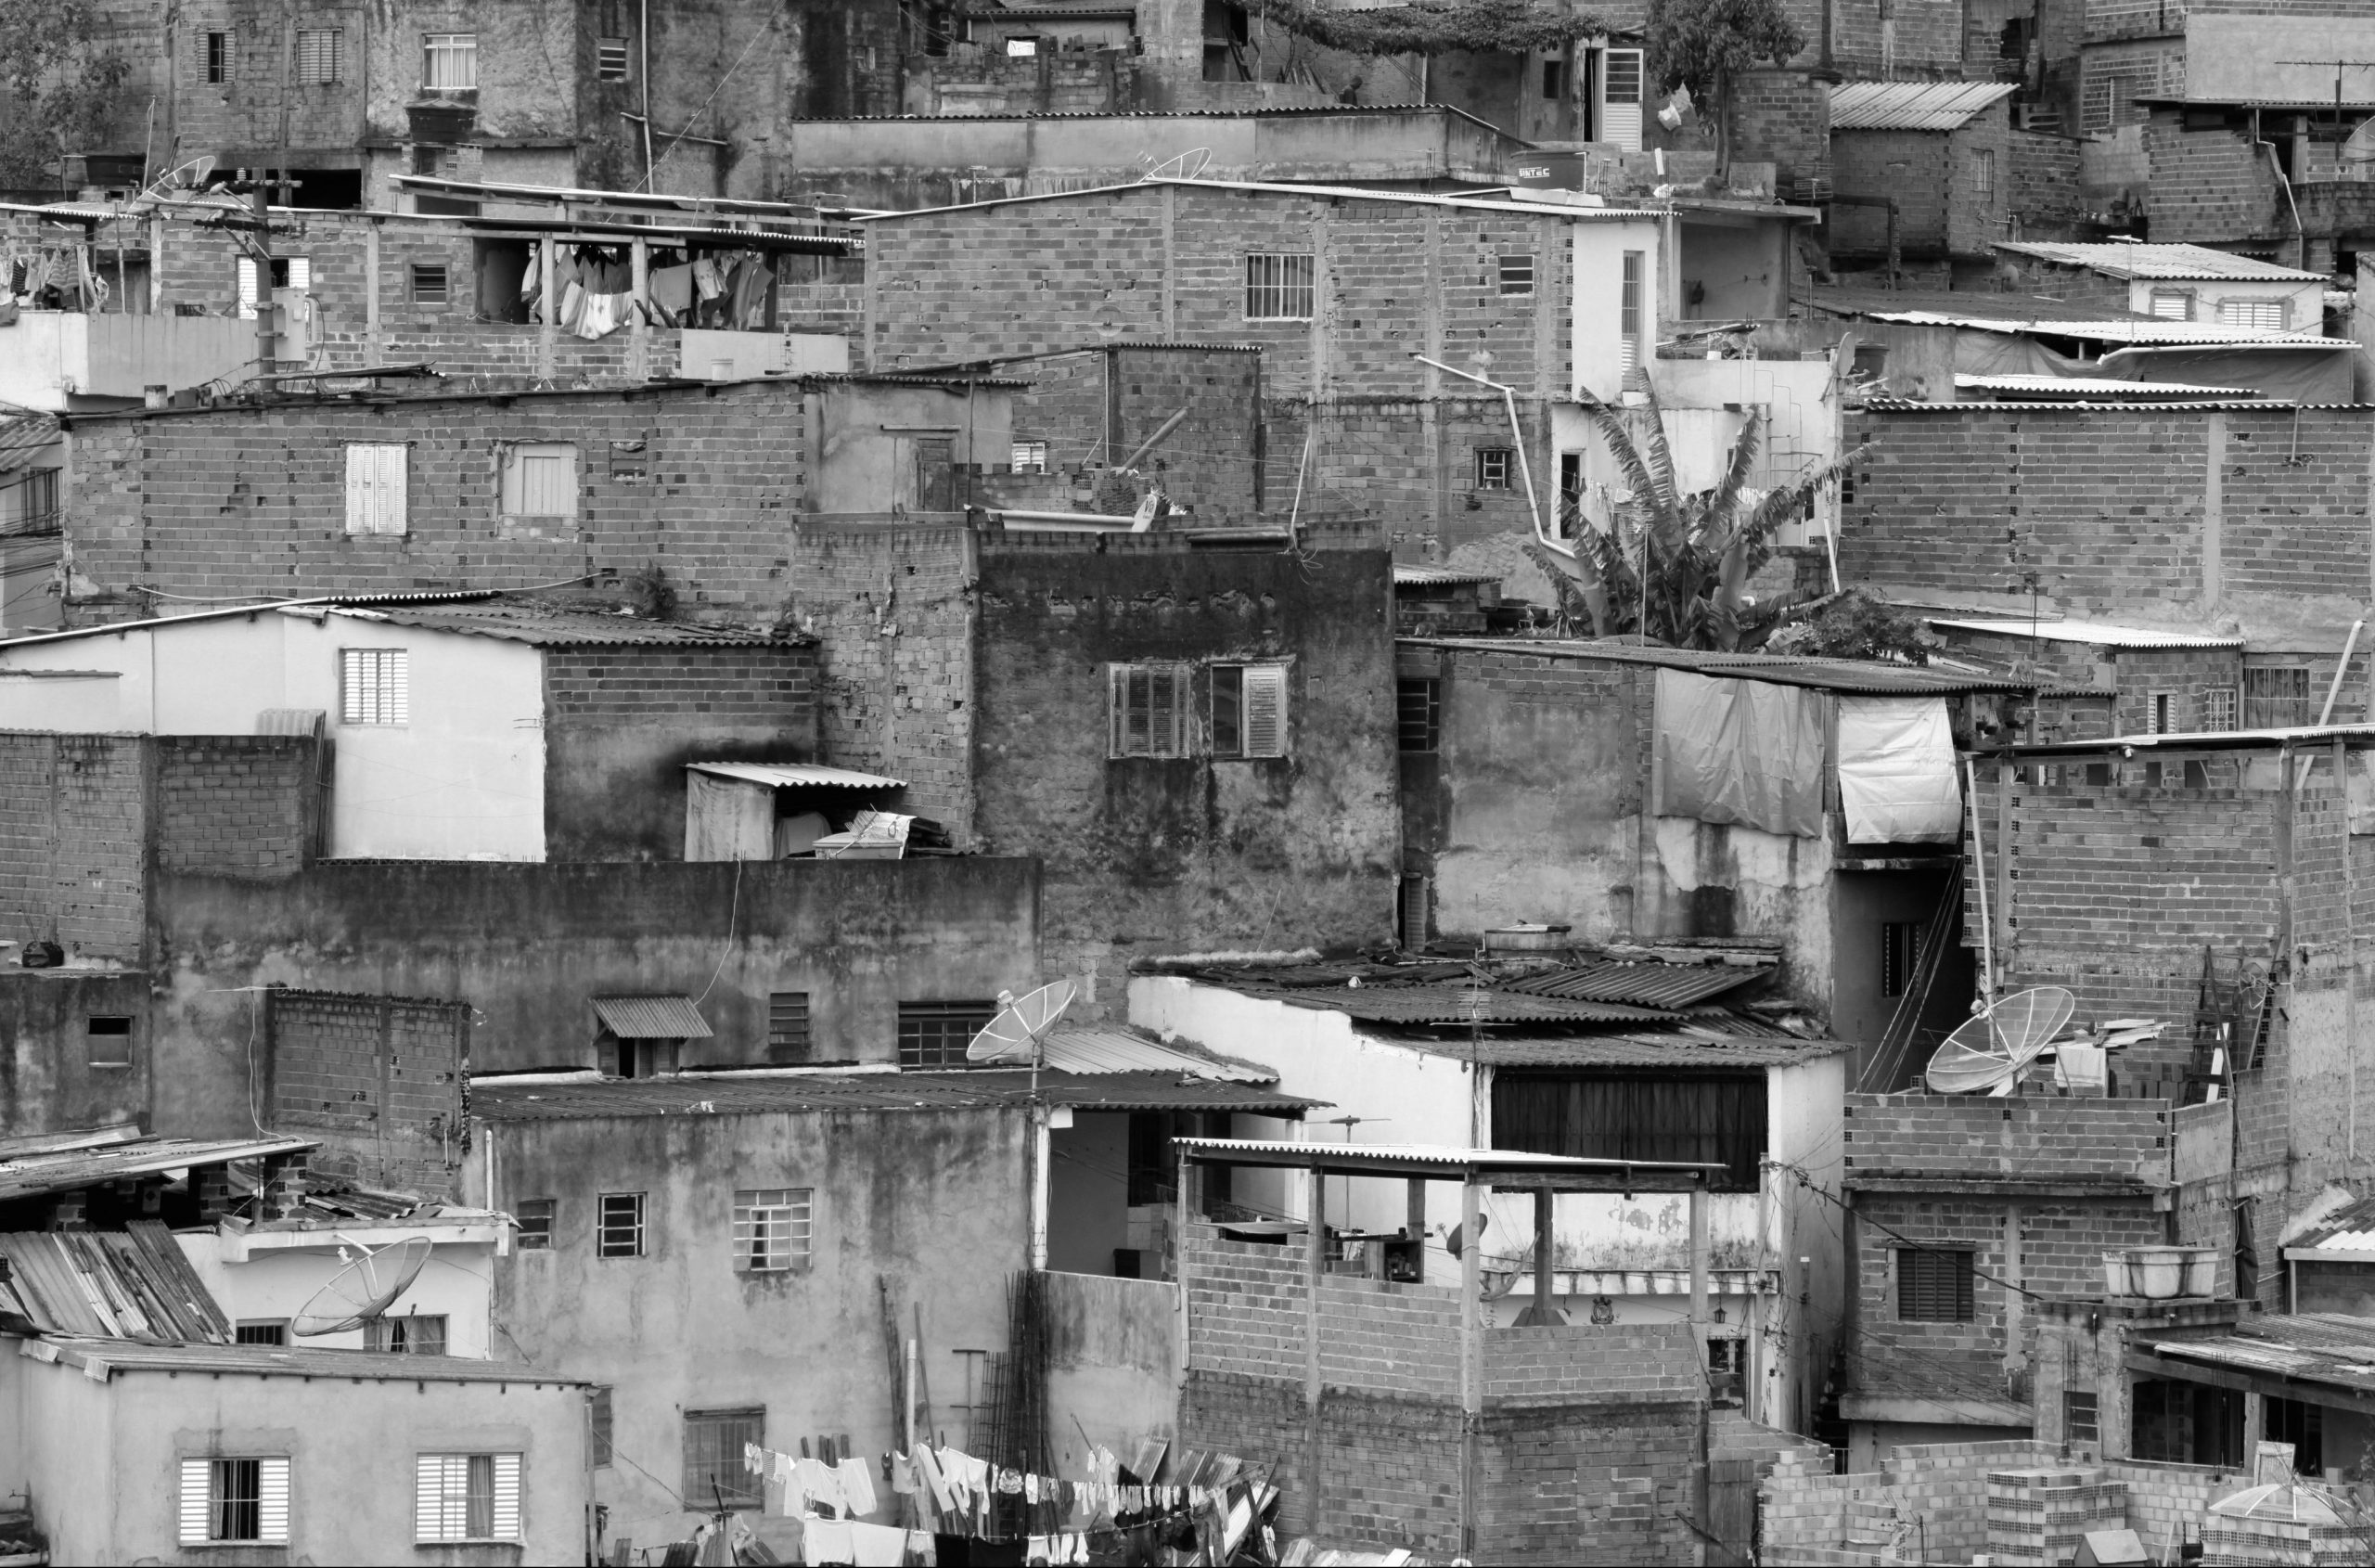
(1653, 670), (1826, 839)
(1836, 696), (1961, 843)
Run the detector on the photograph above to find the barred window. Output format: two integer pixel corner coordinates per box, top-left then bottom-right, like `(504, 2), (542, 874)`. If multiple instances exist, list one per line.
(206, 31), (236, 84)
(178, 1458), (289, 1545)
(1109, 662), (1192, 758)
(1498, 253), (1535, 296)
(598, 1191), (646, 1257)
(1244, 253), (1315, 320)
(2202, 686), (2239, 731)
(1397, 678), (1441, 752)
(516, 1198), (555, 1250)
(732, 1188), (814, 1271)
(1475, 448), (1513, 491)
(2065, 1390), (2099, 1443)
(1880, 921), (1923, 999)
(1896, 1247), (1975, 1321)
(2244, 666), (2313, 728)
(768, 992), (812, 1058)
(683, 1408), (764, 1509)
(1620, 251), (1645, 371)
(340, 649), (408, 726)
(410, 263), (449, 303)
(415, 1453), (520, 1542)
(296, 29), (342, 84)
(898, 1000), (997, 1068)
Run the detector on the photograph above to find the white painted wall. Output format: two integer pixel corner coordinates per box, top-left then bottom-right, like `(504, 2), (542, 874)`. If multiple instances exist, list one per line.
(2124, 276), (2325, 332)
(0, 313), (258, 409)
(0, 608), (547, 860)
(1571, 214), (1669, 403)
(174, 1221), (502, 1357)
(679, 328), (851, 380)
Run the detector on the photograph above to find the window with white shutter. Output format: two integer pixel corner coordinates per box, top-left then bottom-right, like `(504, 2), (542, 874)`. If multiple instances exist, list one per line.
(180, 1456), (290, 1544)
(340, 649), (409, 726)
(1620, 251), (1645, 373)
(2217, 297), (2290, 330)
(1601, 48), (1644, 150)
(1108, 663), (1192, 758)
(416, 1452), (521, 1541)
(296, 28), (342, 84)
(344, 443), (408, 535)
(1212, 663), (1289, 759)
(501, 443), (580, 518)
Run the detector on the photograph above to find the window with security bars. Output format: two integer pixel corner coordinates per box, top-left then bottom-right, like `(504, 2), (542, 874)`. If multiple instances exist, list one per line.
(1244, 253), (1315, 320)
(423, 32), (478, 90)
(2202, 686), (2239, 731)
(898, 1000), (997, 1068)
(2219, 297), (2290, 330)
(296, 29), (342, 84)
(768, 993), (812, 1058)
(1212, 664), (1289, 759)
(206, 31), (235, 84)
(340, 649), (408, 726)
(1499, 253), (1535, 296)
(597, 37), (630, 80)
(411, 263), (449, 303)
(179, 1457), (289, 1545)
(1896, 1247), (1975, 1321)
(2150, 290), (2191, 320)
(502, 442), (579, 517)
(1398, 872), (1431, 949)
(1110, 663), (1192, 758)
(2244, 666), (2313, 728)
(2065, 1390), (2099, 1444)
(684, 1408), (765, 1509)
(345, 443), (407, 534)
(733, 1188), (814, 1271)
(1620, 251), (1645, 372)
(1398, 678), (1441, 752)
(1880, 921), (1923, 999)
(516, 1198), (555, 1250)
(598, 1191), (646, 1257)
(1475, 448), (1513, 491)
(416, 1453), (520, 1542)
(234, 1320), (287, 1344)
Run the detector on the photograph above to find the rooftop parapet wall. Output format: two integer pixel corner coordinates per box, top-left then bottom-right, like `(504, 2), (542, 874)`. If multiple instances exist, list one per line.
(1843, 1093), (2176, 1184)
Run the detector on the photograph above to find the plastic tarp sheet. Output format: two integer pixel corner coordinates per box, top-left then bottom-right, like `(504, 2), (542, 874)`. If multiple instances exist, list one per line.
(1836, 696), (1962, 843)
(1653, 670), (1825, 838)
(2100, 345), (2356, 404)
(1955, 329), (2080, 379)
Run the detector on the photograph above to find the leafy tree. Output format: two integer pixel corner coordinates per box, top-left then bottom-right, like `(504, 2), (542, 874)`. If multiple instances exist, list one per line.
(1765, 589), (1937, 663)
(1534, 388), (1858, 650)
(0, 0), (132, 192)
(1644, 0), (1805, 172)
(1237, 0), (1613, 57)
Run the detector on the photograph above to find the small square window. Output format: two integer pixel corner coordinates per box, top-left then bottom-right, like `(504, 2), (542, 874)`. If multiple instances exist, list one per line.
(86, 1014), (133, 1067)
(2150, 289), (2192, 321)
(423, 32), (478, 91)
(234, 1320), (288, 1345)
(767, 993), (812, 1059)
(609, 439), (649, 481)
(1475, 448), (1513, 491)
(1005, 35), (1039, 56)
(1011, 440), (1049, 474)
(1498, 253), (1535, 296)
(515, 1198), (555, 1250)
(2065, 1390), (2099, 1443)
(1896, 1247), (1975, 1321)
(1109, 662), (1193, 758)
(597, 37), (631, 81)
(1397, 678), (1441, 752)
(732, 1188), (815, 1271)
(2219, 297), (2289, 330)
(1244, 253), (1316, 320)
(501, 442), (579, 518)
(366, 1314), (447, 1354)
(2202, 687), (2239, 731)
(340, 649), (409, 726)
(598, 1191), (646, 1257)
(205, 31), (235, 84)
(410, 263), (449, 303)
(1212, 663), (1290, 759)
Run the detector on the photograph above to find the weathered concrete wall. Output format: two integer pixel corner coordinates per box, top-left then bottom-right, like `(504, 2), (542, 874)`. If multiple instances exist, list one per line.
(803, 379), (1012, 515)
(1042, 1267), (1179, 1463)
(0, 969), (152, 1140)
(148, 857), (1042, 1135)
(971, 527), (1399, 1011)
(476, 1103), (1025, 1555)
(1, 1342), (586, 1565)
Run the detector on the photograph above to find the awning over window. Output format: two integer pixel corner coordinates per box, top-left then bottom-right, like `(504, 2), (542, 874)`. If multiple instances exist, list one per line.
(591, 995), (714, 1039)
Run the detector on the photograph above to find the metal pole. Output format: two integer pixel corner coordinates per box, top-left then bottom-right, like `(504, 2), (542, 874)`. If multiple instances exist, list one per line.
(252, 174), (275, 378)
(1413, 353), (1545, 547)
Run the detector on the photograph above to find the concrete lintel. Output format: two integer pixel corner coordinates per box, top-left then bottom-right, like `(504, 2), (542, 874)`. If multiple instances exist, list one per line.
(1844, 1176), (2164, 1202)
(1839, 1393), (2031, 1426)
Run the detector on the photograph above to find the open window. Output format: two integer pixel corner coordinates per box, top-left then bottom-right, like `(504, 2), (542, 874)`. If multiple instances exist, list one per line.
(1212, 664), (1289, 759)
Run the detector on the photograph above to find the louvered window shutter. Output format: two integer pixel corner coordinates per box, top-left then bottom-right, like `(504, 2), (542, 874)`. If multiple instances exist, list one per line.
(1241, 666), (1288, 758)
(179, 1459), (211, 1544)
(492, 1453), (522, 1539)
(416, 1453), (443, 1539)
(237, 258), (259, 318)
(257, 1458), (290, 1544)
(345, 444), (406, 536)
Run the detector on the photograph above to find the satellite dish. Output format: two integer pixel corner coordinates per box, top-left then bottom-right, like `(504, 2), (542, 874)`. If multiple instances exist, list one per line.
(2346, 120), (2375, 163)
(289, 1236), (432, 1336)
(137, 154), (219, 202)
(1923, 986), (2076, 1096)
(966, 979), (1078, 1063)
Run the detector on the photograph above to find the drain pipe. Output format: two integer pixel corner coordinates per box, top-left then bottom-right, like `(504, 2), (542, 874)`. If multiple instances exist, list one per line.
(2254, 109), (2309, 272)
(639, 0), (657, 188)
(1412, 353), (1545, 547)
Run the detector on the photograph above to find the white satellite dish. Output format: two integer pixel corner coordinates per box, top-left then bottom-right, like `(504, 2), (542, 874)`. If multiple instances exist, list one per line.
(1924, 986), (2076, 1096)
(966, 979), (1078, 1064)
(289, 1236), (432, 1336)
(138, 154), (219, 202)
(2345, 119), (2375, 163)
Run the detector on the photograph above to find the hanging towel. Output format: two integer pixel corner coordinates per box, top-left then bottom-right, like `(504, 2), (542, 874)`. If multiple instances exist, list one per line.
(835, 1456), (879, 1518)
(804, 1516), (856, 1565)
(649, 262), (696, 325)
(845, 1521), (908, 1567)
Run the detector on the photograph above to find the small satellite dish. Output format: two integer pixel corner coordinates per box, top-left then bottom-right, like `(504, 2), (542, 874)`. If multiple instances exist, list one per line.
(1924, 986), (2077, 1096)
(2345, 119), (2375, 163)
(289, 1236), (432, 1336)
(966, 979), (1078, 1063)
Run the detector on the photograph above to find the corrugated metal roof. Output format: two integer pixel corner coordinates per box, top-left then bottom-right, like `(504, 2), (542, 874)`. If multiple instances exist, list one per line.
(963, 4), (1135, 16)
(473, 1069), (1321, 1121)
(1955, 372), (2255, 398)
(1862, 397), (2292, 413)
(590, 995), (714, 1039)
(2003, 722), (2375, 756)
(0, 1134), (317, 1203)
(0, 414), (60, 477)
(1396, 1029), (1854, 1068)
(1033, 1025), (1277, 1083)
(1930, 617), (2244, 650)
(1995, 241), (2326, 282)
(30, 1336), (592, 1385)
(328, 604), (797, 649)
(1226, 983), (1679, 1026)
(0, 1222), (232, 1343)
(788, 102), (1521, 141)
(1399, 636), (2044, 696)
(858, 176), (1663, 225)
(686, 761), (908, 790)
(1173, 1137), (1720, 1180)
(1499, 958), (1775, 1009)
(1867, 311), (2339, 346)
(1393, 564), (1504, 588)
(1807, 285), (2160, 326)
(2146, 1316), (2375, 1397)
(1831, 80), (2018, 132)
(2287, 1196), (2375, 1254)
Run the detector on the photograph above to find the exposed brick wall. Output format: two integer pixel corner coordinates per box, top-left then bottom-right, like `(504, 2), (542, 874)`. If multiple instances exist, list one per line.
(269, 989), (470, 1197)
(61, 381), (807, 620)
(152, 737), (318, 878)
(1762, 1439), (2062, 1562)
(1485, 1324), (1701, 1405)
(1729, 71), (1832, 193)
(1480, 1400), (1704, 1566)
(0, 733), (146, 961)
(1844, 1094), (2176, 1182)
(2010, 133), (2088, 239)
(541, 642), (821, 861)
(2143, 112), (2283, 244)
(2087, 0), (2185, 44)
(905, 44), (1136, 114)
(1831, 0), (1969, 74)
(1832, 133), (1953, 257)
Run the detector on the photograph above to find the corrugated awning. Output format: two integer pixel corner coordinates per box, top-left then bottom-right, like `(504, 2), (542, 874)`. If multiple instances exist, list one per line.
(590, 995), (714, 1039)
(1029, 1026), (1277, 1082)
(686, 762), (908, 790)
(0, 1221), (232, 1343)
(0, 1132), (317, 1202)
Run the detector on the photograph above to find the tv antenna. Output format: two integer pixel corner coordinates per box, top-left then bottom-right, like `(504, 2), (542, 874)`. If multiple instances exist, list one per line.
(2276, 60), (2375, 158)
(289, 1236), (432, 1336)
(1923, 985), (2076, 1096)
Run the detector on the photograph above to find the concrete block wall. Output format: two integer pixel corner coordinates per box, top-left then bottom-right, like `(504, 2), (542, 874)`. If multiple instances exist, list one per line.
(152, 737), (318, 879)
(0, 734), (148, 961)
(782, 521), (976, 841)
(1761, 1438), (2065, 1562)
(2086, 0), (2184, 43)
(1183, 1227), (1307, 1382)
(1728, 71), (1832, 192)
(1832, 133), (1952, 257)
(906, 44), (1135, 116)
(270, 990), (469, 1195)
(1843, 1094), (2175, 1181)
(2011, 133), (2088, 238)
(1477, 1400), (1704, 1566)
(1485, 1324), (1701, 1405)
(1316, 1272), (1464, 1399)
(60, 381), (808, 620)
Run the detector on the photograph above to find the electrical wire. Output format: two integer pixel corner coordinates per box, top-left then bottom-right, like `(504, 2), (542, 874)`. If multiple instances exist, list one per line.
(692, 855), (745, 1008)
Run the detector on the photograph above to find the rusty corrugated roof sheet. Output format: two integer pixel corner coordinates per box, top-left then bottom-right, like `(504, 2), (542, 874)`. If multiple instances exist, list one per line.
(1396, 1030), (1854, 1068)
(590, 995), (715, 1039)
(472, 1069), (1321, 1121)
(330, 603), (798, 649)
(1995, 241), (2325, 282)
(33, 1336), (590, 1384)
(0, 1222), (231, 1343)
(1034, 1026), (1277, 1083)
(1831, 80), (2018, 132)
(687, 762), (908, 790)
(0, 1134), (316, 1202)
(1226, 983), (1679, 1026)
(1499, 959), (1774, 1009)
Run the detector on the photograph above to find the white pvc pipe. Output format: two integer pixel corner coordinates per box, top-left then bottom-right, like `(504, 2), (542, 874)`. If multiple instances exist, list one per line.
(1412, 353), (1547, 550)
